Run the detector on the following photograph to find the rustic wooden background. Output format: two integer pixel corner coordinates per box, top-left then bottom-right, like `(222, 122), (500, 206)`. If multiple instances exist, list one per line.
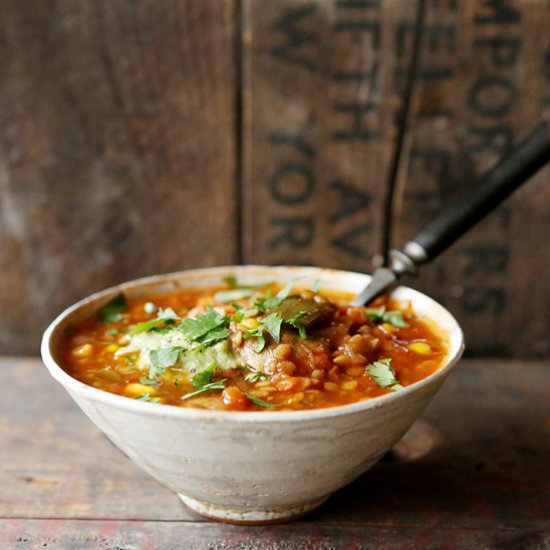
(0, 0), (549, 357)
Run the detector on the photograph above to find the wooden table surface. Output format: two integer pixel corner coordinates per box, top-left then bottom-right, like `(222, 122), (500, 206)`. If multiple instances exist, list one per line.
(1, 357), (548, 549)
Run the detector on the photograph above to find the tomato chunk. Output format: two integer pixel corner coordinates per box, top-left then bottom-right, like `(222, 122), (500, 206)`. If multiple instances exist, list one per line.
(222, 386), (250, 411)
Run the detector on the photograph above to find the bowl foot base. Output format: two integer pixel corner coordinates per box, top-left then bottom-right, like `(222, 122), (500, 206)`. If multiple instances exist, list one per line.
(177, 493), (330, 525)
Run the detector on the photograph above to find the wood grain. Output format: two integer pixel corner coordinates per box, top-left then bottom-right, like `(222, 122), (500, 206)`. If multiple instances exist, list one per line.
(241, 0), (416, 271)
(0, 0), (549, 358)
(2, 519), (548, 549)
(390, 0), (550, 357)
(1, 357), (548, 540)
(0, 0), (237, 355)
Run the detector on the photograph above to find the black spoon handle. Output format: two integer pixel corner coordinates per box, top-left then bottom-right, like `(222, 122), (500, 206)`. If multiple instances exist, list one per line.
(399, 121), (550, 268)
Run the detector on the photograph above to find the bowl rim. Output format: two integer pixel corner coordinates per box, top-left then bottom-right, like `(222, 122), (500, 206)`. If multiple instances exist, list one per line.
(41, 265), (465, 423)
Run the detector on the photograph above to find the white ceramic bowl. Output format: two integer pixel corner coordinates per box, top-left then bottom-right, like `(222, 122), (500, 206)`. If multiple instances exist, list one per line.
(41, 266), (464, 524)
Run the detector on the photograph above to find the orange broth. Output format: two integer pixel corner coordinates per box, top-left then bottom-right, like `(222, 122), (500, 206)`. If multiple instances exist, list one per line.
(62, 285), (448, 411)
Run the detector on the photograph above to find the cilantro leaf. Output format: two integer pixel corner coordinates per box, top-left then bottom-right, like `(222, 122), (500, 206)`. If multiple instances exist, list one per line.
(382, 310), (408, 328)
(246, 394), (279, 408)
(286, 311), (307, 339)
(99, 293), (127, 322)
(366, 358), (403, 390)
(312, 278), (322, 293)
(253, 278), (301, 312)
(191, 361), (218, 388)
(366, 306), (408, 328)
(196, 326), (231, 347)
(244, 371), (267, 383)
(231, 304), (245, 323)
(244, 326), (266, 353)
(129, 307), (180, 335)
(149, 346), (183, 378)
(222, 275), (238, 288)
(277, 279), (298, 301)
(139, 376), (159, 387)
(180, 306), (229, 342)
(254, 292), (281, 312)
(134, 393), (152, 401)
(180, 379), (227, 400)
(261, 312), (283, 342)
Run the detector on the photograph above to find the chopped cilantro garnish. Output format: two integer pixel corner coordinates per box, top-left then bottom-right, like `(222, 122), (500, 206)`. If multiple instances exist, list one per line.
(365, 358), (403, 391)
(139, 376), (159, 387)
(179, 306), (229, 346)
(243, 326), (266, 353)
(191, 361), (218, 388)
(286, 311), (307, 339)
(261, 312), (283, 342)
(277, 279), (298, 301)
(180, 379), (227, 400)
(244, 371), (267, 383)
(149, 346), (183, 378)
(382, 310), (408, 328)
(134, 393), (152, 401)
(196, 326), (230, 347)
(254, 293), (280, 312)
(254, 278), (300, 312)
(246, 394), (279, 408)
(99, 293), (127, 322)
(366, 306), (408, 328)
(129, 307), (180, 335)
(222, 275), (238, 288)
(105, 328), (121, 337)
(231, 304), (246, 323)
(311, 278), (322, 293)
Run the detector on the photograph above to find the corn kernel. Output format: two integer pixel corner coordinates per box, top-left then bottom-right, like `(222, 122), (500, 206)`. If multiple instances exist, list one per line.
(311, 369), (324, 379)
(124, 383), (157, 397)
(381, 323), (395, 333)
(241, 317), (260, 330)
(105, 344), (119, 353)
(341, 380), (358, 391)
(324, 382), (339, 392)
(232, 331), (243, 347)
(72, 344), (93, 357)
(409, 342), (431, 354)
(333, 355), (351, 367)
(291, 392), (304, 403)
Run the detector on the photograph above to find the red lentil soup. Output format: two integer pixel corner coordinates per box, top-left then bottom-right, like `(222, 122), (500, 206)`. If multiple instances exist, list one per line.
(62, 280), (448, 411)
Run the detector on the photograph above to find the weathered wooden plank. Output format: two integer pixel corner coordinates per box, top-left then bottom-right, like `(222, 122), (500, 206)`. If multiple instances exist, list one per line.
(0, 0), (237, 355)
(1, 357), (548, 532)
(320, 359), (550, 529)
(241, 0), (417, 271)
(390, 0), (550, 357)
(2, 519), (549, 550)
(0, 358), (189, 521)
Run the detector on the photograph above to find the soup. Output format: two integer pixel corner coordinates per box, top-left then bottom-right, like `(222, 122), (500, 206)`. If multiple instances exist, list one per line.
(62, 278), (448, 411)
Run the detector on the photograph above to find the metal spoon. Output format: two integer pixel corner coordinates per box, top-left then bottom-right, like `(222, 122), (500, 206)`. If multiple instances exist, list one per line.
(351, 120), (550, 306)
